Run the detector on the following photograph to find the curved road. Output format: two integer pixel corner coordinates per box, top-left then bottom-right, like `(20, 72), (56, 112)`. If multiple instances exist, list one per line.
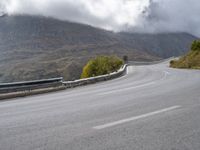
(0, 61), (200, 150)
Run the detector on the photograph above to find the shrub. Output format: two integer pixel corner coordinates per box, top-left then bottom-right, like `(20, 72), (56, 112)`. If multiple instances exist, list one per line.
(81, 55), (124, 78)
(170, 40), (200, 69)
(123, 55), (128, 63)
(191, 40), (200, 51)
(170, 60), (175, 65)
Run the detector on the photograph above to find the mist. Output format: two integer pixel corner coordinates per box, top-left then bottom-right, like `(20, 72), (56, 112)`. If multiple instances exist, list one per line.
(0, 0), (200, 37)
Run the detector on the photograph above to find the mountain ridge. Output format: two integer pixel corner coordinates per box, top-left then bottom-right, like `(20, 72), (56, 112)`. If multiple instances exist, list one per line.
(0, 15), (198, 82)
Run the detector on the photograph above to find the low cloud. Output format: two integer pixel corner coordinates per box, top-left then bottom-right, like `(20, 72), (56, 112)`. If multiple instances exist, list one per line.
(0, 0), (200, 37)
(134, 0), (200, 36)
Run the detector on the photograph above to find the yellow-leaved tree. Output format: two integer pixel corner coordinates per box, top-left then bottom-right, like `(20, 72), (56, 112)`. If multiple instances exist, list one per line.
(81, 55), (124, 79)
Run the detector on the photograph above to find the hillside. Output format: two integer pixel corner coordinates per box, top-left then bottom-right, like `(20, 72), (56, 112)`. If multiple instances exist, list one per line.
(170, 40), (200, 69)
(118, 32), (197, 58)
(0, 15), (198, 82)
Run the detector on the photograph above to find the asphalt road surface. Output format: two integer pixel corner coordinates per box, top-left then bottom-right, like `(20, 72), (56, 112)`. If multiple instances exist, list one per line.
(0, 61), (200, 150)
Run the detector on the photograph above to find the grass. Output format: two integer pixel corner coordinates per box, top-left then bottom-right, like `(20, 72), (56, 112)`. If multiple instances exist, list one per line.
(170, 40), (200, 69)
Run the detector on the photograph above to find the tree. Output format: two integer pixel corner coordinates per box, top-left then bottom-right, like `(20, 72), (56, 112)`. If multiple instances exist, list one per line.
(191, 40), (200, 51)
(123, 55), (128, 63)
(81, 55), (123, 78)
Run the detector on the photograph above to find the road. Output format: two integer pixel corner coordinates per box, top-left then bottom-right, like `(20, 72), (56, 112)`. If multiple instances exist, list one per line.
(0, 61), (200, 150)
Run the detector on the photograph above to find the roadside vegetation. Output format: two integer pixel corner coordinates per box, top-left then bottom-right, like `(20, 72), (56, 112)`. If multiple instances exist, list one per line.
(81, 55), (124, 78)
(170, 40), (200, 69)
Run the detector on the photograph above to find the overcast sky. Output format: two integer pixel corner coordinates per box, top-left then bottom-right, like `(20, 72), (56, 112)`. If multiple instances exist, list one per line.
(0, 0), (200, 37)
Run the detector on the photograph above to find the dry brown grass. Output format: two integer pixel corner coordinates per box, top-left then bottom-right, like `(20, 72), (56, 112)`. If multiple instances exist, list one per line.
(170, 50), (200, 69)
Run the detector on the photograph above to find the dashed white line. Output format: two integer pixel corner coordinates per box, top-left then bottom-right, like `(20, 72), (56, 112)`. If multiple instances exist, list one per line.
(93, 105), (181, 130)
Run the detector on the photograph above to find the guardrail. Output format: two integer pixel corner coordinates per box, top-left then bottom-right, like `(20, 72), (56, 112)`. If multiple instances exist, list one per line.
(0, 57), (172, 100)
(0, 77), (63, 94)
(0, 65), (127, 100)
(128, 57), (174, 66)
(63, 64), (127, 88)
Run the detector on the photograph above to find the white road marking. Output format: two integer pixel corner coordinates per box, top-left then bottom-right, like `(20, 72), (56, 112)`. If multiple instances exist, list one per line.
(99, 70), (171, 95)
(164, 71), (170, 75)
(93, 105), (181, 130)
(99, 81), (155, 95)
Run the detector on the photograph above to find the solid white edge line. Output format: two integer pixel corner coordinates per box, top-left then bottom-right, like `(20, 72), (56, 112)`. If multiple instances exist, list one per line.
(93, 105), (181, 130)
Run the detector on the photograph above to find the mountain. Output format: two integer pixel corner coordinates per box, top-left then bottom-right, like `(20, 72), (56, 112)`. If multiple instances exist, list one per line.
(0, 15), (197, 82)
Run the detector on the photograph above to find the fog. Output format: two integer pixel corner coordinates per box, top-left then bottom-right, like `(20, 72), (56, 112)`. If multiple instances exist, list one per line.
(0, 0), (200, 37)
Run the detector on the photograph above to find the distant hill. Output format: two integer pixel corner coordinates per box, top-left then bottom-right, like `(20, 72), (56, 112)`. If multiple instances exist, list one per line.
(118, 32), (197, 58)
(0, 15), (198, 82)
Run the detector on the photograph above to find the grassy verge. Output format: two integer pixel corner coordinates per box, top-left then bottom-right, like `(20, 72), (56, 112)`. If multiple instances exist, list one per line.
(170, 40), (200, 69)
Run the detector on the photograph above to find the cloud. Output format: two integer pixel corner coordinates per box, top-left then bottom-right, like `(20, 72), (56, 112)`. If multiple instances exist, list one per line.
(0, 0), (200, 37)
(135, 0), (200, 36)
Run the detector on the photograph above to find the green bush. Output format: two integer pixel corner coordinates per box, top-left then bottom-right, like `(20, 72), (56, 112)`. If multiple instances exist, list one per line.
(81, 55), (124, 78)
(191, 40), (200, 51)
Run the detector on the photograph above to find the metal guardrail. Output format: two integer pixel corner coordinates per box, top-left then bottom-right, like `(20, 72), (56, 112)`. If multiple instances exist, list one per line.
(0, 58), (174, 100)
(0, 65), (127, 97)
(63, 64), (127, 88)
(128, 57), (174, 66)
(0, 58), (172, 97)
(0, 77), (63, 88)
(0, 77), (63, 94)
